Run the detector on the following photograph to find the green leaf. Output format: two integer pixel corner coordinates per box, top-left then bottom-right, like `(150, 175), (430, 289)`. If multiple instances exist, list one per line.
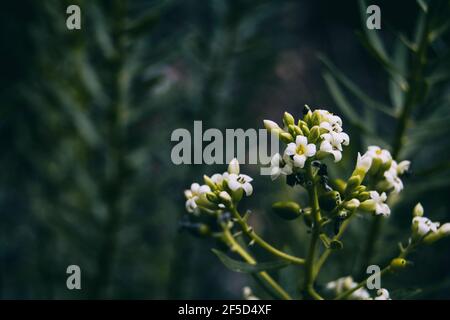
(320, 55), (396, 117)
(389, 40), (408, 111)
(212, 249), (290, 273)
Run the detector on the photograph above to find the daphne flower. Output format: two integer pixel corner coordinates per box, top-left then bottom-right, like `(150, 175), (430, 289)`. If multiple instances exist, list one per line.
(356, 152), (373, 174)
(270, 153), (293, 180)
(396, 160), (410, 175)
(316, 109), (343, 128)
(223, 172), (253, 196)
(374, 288), (391, 300)
(412, 216), (440, 238)
(326, 276), (371, 300)
(367, 146), (392, 164)
(360, 191), (390, 217)
(384, 164), (404, 193)
(285, 135), (316, 168)
(184, 183), (211, 213)
(319, 131), (349, 162)
(242, 287), (260, 300)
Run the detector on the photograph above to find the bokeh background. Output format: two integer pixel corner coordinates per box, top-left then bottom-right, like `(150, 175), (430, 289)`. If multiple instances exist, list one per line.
(0, 0), (449, 299)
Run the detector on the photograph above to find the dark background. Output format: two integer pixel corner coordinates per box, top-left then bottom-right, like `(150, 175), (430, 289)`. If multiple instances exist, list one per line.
(0, 0), (449, 299)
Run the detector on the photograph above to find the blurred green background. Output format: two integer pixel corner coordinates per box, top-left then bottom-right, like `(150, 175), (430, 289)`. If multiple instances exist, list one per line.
(0, 0), (449, 299)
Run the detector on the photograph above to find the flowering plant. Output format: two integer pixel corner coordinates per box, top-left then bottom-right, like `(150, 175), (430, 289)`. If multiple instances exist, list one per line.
(181, 107), (450, 300)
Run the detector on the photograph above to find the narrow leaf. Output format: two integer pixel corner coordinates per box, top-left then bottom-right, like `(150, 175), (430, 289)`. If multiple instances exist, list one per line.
(212, 249), (290, 273)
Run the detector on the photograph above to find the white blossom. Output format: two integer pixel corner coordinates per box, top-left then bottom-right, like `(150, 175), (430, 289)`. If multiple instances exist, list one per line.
(184, 183), (211, 213)
(384, 162), (404, 194)
(242, 287), (260, 300)
(223, 172), (253, 196)
(270, 153), (293, 180)
(285, 135), (316, 168)
(366, 146), (392, 164)
(374, 288), (391, 300)
(356, 152), (373, 174)
(370, 191), (391, 217)
(412, 216), (440, 237)
(326, 276), (371, 300)
(319, 131), (349, 162)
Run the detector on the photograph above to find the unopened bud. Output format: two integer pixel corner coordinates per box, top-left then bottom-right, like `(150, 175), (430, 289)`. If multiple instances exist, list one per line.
(283, 112), (295, 126)
(219, 191), (233, 207)
(271, 201), (301, 220)
(390, 258), (407, 271)
(263, 120), (281, 132)
(308, 126), (321, 143)
(228, 158), (240, 175)
(279, 132), (294, 143)
(423, 223), (450, 244)
(319, 190), (341, 211)
(344, 199), (360, 210)
(413, 203), (424, 217)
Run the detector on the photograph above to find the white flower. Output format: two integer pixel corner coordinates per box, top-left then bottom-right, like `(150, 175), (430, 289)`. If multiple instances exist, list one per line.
(396, 160), (410, 175)
(370, 191), (391, 217)
(326, 276), (371, 300)
(285, 135), (316, 168)
(384, 164), (404, 194)
(374, 288), (391, 300)
(184, 183), (211, 213)
(320, 120), (343, 133)
(270, 153), (293, 180)
(223, 172), (253, 196)
(361, 191), (390, 217)
(412, 216), (440, 237)
(319, 131), (349, 162)
(316, 109), (343, 128)
(367, 146), (392, 164)
(243, 287), (260, 300)
(356, 152), (373, 173)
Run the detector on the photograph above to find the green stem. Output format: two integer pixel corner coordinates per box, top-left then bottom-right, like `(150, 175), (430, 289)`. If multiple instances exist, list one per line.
(230, 207), (305, 265)
(303, 162), (323, 300)
(314, 212), (355, 278)
(222, 229), (292, 300)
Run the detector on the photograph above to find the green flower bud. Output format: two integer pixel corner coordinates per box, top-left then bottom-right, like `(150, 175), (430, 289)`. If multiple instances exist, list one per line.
(332, 179), (347, 195)
(413, 203), (424, 217)
(308, 125), (321, 144)
(344, 176), (362, 197)
(390, 258), (407, 271)
(283, 112), (295, 126)
(359, 199), (376, 212)
(294, 125), (303, 136)
(288, 124), (296, 136)
(358, 191), (370, 201)
(203, 175), (217, 190)
(319, 190), (341, 211)
(279, 132), (294, 143)
(271, 201), (301, 220)
(300, 123), (310, 136)
(219, 191), (232, 207)
(206, 191), (219, 203)
(311, 111), (321, 126)
(343, 199), (360, 210)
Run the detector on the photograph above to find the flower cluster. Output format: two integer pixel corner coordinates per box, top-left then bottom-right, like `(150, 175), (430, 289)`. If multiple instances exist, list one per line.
(325, 276), (391, 300)
(411, 203), (450, 244)
(180, 107), (450, 301)
(265, 107), (349, 181)
(184, 158), (253, 215)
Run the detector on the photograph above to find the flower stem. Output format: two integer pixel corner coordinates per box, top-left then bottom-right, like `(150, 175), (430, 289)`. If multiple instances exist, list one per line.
(222, 228), (292, 300)
(303, 162), (324, 300)
(230, 207), (305, 265)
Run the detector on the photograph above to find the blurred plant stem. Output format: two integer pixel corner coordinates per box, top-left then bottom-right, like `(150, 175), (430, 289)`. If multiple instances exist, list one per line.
(221, 228), (292, 300)
(91, 0), (129, 298)
(303, 162), (323, 300)
(358, 11), (431, 280)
